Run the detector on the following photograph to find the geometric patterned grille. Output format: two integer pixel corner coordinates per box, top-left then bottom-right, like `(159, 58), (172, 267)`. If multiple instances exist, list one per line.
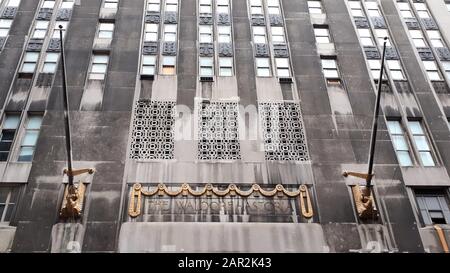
(129, 100), (175, 160)
(197, 101), (241, 160)
(259, 102), (309, 161)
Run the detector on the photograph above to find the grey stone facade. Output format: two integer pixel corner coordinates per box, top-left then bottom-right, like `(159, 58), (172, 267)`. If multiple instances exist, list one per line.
(0, 0), (449, 253)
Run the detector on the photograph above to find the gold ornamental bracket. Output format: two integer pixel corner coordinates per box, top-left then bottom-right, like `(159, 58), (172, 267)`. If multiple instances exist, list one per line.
(342, 171), (378, 220)
(128, 183), (314, 219)
(60, 168), (95, 220)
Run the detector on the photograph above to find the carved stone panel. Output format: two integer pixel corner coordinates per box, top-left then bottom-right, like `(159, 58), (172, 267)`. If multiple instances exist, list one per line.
(47, 38), (61, 52)
(364, 46), (381, 59)
(162, 42), (177, 55)
(273, 44), (289, 58)
(251, 15), (265, 26)
(421, 18), (438, 30)
(394, 80), (411, 93)
(404, 18), (420, 30)
(145, 12), (160, 24)
(199, 43), (214, 57)
(254, 43), (269, 57)
(56, 9), (72, 21)
(371, 16), (386, 29)
(417, 47), (434, 60)
(164, 12), (177, 24)
(143, 41), (158, 55)
(0, 37), (5, 49)
(27, 39), (44, 52)
(385, 47), (399, 60)
(354, 17), (369, 28)
(217, 13), (230, 25)
(218, 43), (233, 57)
(436, 47), (450, 61)
(37, 8), (53, 20)
(0, 7), (17, 19)
(432, 81), (450, 94)
(199, 14), (213, 25)
(269, 14), (283, 26)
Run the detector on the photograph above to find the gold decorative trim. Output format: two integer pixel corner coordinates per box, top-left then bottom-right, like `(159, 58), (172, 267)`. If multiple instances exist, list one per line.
(351, 185), (377, 220)
(128, 183), (314, 219)
(434, 224), (450, 253)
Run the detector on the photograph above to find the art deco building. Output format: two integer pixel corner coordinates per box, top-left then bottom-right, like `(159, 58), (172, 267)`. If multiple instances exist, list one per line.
(0, 0), (450, 253)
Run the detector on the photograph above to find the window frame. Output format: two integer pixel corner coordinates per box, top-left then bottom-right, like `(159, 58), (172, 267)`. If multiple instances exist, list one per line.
(415, 189), (450, 226)
(386, 119), (414, 167)
(17, 115), (43, 162)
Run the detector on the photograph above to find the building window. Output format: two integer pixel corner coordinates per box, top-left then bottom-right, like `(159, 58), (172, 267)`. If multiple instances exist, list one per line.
(275, 58), (290, 77)
(368, 59), (381, 79)
(161, 56), (176, 75)
(164, 24), (177, 42)
(199, 0), (212, 13)
(89, 54), (109, 80)
(375, 29), (391, 46)
(413, 3), (430, 19)
(443, 61), (450, 81)
(199, 25), (213, 43)
(165, 0), (178, 12)
(271, 26), (285, 43)
(415, 190), (450, 225)
(307, 1), (322, 14)
(144, 23), (158, 41)
(427, 30), (444, 48)
(314, 27), (330, 44)
(6, 0), (21, 7)
(408, 120), (435, 167)
(98, 23), (114, 39)
(365, 1), (381, 17)
(447, 3), (450, 12)
(218, 26), (231, 43)
(387, 120), (413, 166)
(20, 52), (39, 73)
(423, 61), (442, 81)
(387, 60), (405, 80)
(32, 21), (49, 39)
(216, 0), (230, 14)
(0, 186), (20, 223)
(321, 58), (339, 79)
(141, 55), (156, 76)
(256, 58), (271, 77)
(61, 0), (75, 9)
(219, 57), (233, 76)
(0, 115), (20, 162)
(0, 19), (13, 37)
(250, 0), (263, 15)
(104, 0), (119, 9)
(348, 1), (364, 17)
(52, 21), (68, 39)
(41, 53), (59, 74)
(267, 0), (280, 15)
(199, 57), (214, 76)
(18, 115), (43, 162)
(409, 30), (426, 48)
(397, 2), (414, 18)
(253, 26), (267, 44)
(147, 0), (160, 12)
(357, 28), (374, 46)
(42, 0), (55, 9)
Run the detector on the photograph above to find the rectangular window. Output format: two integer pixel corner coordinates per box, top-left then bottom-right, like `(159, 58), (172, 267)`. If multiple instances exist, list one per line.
(375, 29), (391, 46)
(89, 54), (109, 80)
(365, 1), (381, 17)
(413, 3), (430, 19)
(357, 28), (374, 46)
(253, 26), (267, 44)
(164, 24), (177, 42)
(199, 57), (214, 76)
(20, 52), (39, 73)
(161, 56), (176, 75)
(398, 2), (414, 18)
(199, 0), (212, 13)
(147, 0), (160, 12)
(6, 0), (21, 7)
(98, 23), (114, 39)
(271, 26), (285, 44)
(321, 58), (339, 79)
(165, 0), (178, 12)
(409, 30), (426, 48)
(144, 23), (158, 41)
(0, 186), (20, 223)
(0, 115), (20, 161)
(199, 25), (213, 43)
(427, 30), (444, 48)
(0, 19), (13, 37)
(219, 57), (233, 76)
(314, 27), (330, 44)
(387, 120), (413, 166)
(61, 1), (74, 9)
(415, 190), (450, 225)
(307, 1), (322, 14)
(250, 0), (263, 15)
(368, 59), (381, 79)
(104, 0), (119, 9)
(42, 0), (55, 9)
(267, 0), (280, 15)
(141, 55), (156, 76)
(18, 115), (43, 162)
(408, 120), (435, 167)
(256, 58), (271, 77)
(217, 0), (229, 14)
(275, 58), (290, 77)
(41, 53), (59, 74)
(387, 60), (405, 80)
(447, 3), (450, 12)
(348, 1), (364, 17)
(218, 26), (231, 43)
(443, 61), (450, 81)
(52, 21), (68, 39)
(423, 60), (442, 81)
(32, 21), (49, 39)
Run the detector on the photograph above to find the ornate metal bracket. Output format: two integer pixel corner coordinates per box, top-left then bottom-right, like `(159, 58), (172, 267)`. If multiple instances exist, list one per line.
(343, 171), (378, 220)
(59, 168), (95, 220)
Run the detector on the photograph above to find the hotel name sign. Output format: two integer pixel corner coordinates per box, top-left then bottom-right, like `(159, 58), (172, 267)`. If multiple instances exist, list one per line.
(128, 183), (314, 223)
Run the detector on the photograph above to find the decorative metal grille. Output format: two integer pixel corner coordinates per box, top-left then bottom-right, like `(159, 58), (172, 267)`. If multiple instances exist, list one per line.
(130, 100), (175, 160)
(259, 102), (309, 161)
(197, 101), (241, 160)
